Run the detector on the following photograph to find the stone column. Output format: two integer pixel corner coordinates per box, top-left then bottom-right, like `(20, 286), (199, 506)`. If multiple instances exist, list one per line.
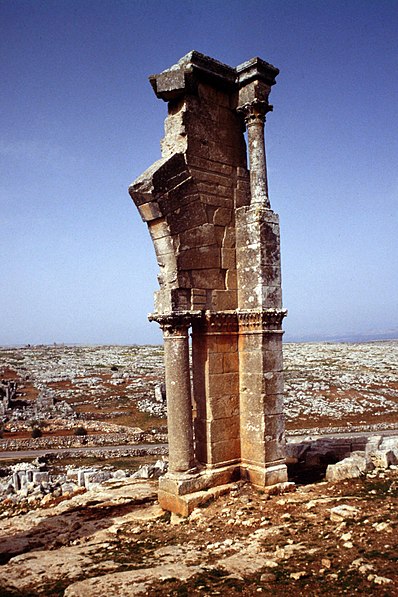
(238, 100), (272, 208)
(155, 314), (195, 473)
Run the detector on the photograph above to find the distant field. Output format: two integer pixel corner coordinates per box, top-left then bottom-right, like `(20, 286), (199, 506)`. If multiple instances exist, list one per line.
(1, 341), (397, 439)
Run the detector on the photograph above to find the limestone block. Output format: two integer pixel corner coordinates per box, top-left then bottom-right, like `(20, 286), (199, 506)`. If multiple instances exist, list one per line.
(149, 218), (170, 240)
(238, 78), (272, 105)
(211, 289), (237, 310)
(170, 288), (191, 310)
(262, 393), (284, 415)
(207, 352), (224, 374)
(246, 438), (286, 465)
(226, 269), (237, 290)
(222, 226), (236, 248)
(191, 288), (207, 309)
(234, 188), (250, 208)
(260, 266), (281, 286)
(153, 234), (177, 257)
(263, 413), (285, 440)
(239, 371), (284, 396)
(188, 154), (234, 176)
(370, 450), (398, 469)
(221, 248), (236, 269)
(196, 170), (234, 188)
(213, 207), (233, 226)
(201, 194), (233, 208)
(208, 372), (239, 396)
(195, 415), (240, 444)
(379, 436), (398, 457)
(177, 246), (220, 270)
(206, 334), (238, 354)
(158, 186), (199, 216)
(169, 201), (208, 235)
(137, 201), (162, 222)
(325, 453), (367, 481)
(194, 433), (241, 465)
(32, 471), (49, 485)
(240, 463), (287, 488)
(207, 437), (241, 464)
(204, 394), (240, 421)
(179, 223), (217, 250)
(197, 181), (232, 199)
(262, 286), (282, 309)
(330, 504), (360, 522)
(223, 352), (239, 373)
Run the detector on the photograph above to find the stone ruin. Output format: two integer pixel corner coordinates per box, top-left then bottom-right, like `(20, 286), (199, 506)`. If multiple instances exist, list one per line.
(129, 51), (287, 515)
(0, 380), (20, 415)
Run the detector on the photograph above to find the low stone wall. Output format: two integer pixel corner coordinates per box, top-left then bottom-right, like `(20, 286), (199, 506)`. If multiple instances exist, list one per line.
(287, 422), (398, 437)
(286, 435), (369, 466)
(0, 431), (168, 452)
(45, 445), (168, 460)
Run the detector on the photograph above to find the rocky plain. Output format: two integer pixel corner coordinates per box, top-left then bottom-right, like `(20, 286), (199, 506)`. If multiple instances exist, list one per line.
(0, 340), (397, 595)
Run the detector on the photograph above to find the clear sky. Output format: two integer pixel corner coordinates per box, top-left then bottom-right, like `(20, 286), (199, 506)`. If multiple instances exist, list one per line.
(1, 0), (397, 345)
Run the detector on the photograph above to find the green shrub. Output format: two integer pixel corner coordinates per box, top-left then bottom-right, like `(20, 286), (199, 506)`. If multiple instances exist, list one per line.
(31, 427), (42, 438)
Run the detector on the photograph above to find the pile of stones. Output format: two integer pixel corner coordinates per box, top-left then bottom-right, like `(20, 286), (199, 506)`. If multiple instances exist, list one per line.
(0, 459), (168, 509)
(325, 435), (398, 481)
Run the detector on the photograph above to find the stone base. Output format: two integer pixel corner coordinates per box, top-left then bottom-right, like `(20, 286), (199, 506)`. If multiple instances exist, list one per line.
(158, 461), (289, 515)
(240, 461), (287, 488)
(159, 483), (235, 517)
(158, 463), (240, 516)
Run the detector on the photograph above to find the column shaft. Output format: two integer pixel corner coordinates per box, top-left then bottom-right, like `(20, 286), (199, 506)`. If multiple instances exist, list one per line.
(246, 118), (269, 206)
(163, 323), (195, 472)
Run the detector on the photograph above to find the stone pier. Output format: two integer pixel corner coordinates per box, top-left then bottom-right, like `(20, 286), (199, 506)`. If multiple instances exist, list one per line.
(129, 51), (287, 515)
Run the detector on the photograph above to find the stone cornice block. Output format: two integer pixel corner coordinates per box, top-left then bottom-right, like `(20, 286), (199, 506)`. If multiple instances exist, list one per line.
(149, 51), (278, 104)
(150, 51), (236, 101)
(236, 57), (279, 88)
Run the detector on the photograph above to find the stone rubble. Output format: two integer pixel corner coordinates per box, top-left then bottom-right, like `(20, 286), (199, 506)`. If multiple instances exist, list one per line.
(326, 435), (398, 481)
(0, 459), (168, 509)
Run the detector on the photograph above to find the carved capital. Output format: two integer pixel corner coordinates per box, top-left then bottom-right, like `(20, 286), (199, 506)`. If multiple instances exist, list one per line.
(149, 312), (192, 337)
(193, 311), (238, 335)
(237, 309), (287, 331)
(237, 100), (272, 127)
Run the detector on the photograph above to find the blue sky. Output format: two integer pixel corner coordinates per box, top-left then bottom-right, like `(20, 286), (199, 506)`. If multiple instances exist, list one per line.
(1, 0), (397, 345)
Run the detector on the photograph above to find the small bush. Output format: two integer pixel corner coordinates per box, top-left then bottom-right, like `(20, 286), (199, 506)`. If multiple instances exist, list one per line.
(31, 427), (42, 438)
(74, 426), (88, 436)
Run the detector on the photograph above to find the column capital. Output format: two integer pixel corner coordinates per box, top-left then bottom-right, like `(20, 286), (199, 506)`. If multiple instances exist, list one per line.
(237, 99), (273, 127)
(149, 312), (193, 336)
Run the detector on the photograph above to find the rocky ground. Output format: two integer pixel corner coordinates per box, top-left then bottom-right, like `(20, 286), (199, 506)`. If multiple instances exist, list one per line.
(0, 467), (397, 596)
(1, 341), (397, 442)
(0, 341), (397, 595)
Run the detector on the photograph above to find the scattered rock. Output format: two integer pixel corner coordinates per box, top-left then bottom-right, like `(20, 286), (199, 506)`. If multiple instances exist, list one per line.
(330, 504), (360, 522)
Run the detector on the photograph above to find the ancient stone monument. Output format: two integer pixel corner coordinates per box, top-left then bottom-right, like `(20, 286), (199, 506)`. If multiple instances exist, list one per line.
(129, 51), (287, 515)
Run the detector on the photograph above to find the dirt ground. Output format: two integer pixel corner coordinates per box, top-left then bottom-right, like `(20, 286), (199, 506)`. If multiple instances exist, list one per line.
(0, 469), (397, 596)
